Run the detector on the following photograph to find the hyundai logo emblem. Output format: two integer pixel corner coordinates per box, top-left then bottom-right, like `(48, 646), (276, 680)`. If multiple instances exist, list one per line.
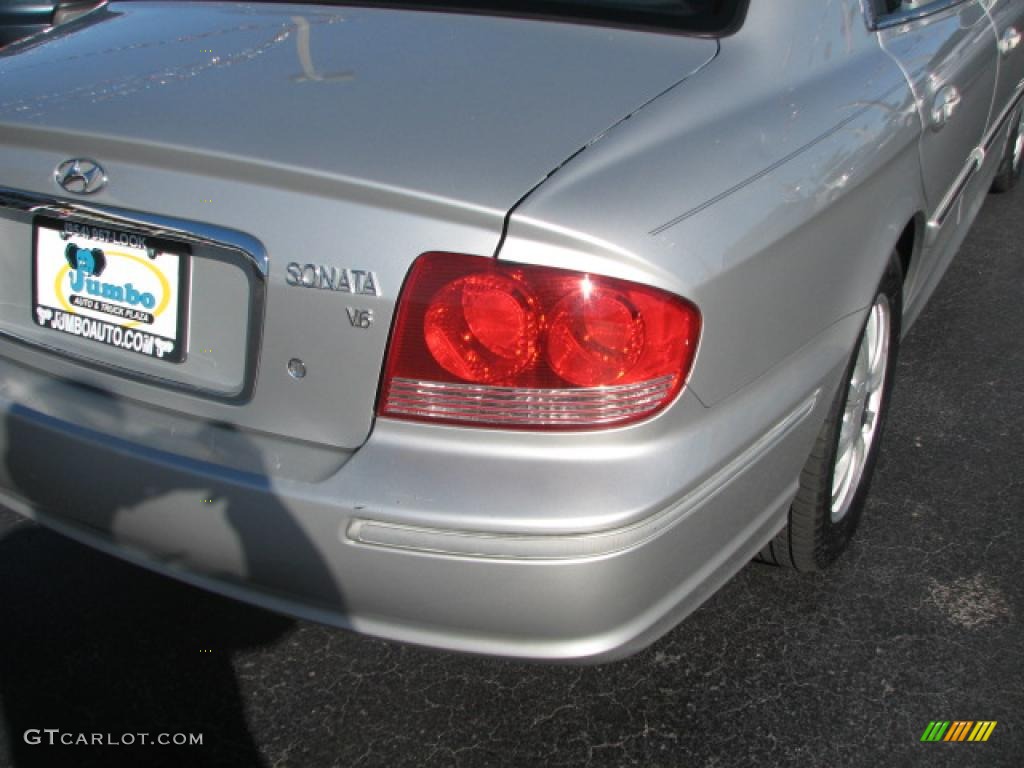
(55, 158), (107, 195)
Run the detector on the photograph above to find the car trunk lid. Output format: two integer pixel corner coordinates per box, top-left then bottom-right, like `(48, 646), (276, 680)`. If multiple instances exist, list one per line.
(0, 2), (717, 450)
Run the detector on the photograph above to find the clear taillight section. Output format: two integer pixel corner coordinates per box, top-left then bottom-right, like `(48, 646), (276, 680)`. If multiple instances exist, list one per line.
(378, 253), (700, 430)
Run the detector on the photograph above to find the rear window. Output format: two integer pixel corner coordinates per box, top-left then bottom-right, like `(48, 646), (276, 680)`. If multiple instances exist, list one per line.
(336, 0), (748, 35)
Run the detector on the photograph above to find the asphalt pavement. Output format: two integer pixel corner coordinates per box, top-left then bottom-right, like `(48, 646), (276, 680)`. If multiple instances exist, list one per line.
(0, 188), (1021, 768)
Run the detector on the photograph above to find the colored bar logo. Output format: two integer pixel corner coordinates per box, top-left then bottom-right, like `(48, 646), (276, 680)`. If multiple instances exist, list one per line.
(920, 721), (997, 742)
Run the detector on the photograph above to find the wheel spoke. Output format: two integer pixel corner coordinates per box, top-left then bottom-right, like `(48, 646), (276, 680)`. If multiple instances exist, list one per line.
(865, 307), (886, 390)
(867, 354), (886, 393)
(845, 386), (866, 413)
(831, 449), (854, 509)
(838, 413), (858, 457)
(852, 432), (867, 479)
(856, 340), (870, 386)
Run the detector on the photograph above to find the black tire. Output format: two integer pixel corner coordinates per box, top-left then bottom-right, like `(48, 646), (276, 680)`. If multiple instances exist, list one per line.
(758, 254), (902, 571)
(991, 109), (1023, 194)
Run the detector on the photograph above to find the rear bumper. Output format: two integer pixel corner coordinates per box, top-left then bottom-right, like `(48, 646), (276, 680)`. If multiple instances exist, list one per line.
(0, 317), (856, 661)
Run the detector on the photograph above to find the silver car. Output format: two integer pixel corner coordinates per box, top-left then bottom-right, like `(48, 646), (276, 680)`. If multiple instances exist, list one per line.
(0, 0), (1022, 661)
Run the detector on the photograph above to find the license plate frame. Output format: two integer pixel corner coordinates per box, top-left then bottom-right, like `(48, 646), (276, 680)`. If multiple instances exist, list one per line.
(32, 216), (191, 364)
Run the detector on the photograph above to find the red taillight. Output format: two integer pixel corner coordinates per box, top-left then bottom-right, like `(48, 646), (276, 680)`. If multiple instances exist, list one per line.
(379, 253), (701, 430)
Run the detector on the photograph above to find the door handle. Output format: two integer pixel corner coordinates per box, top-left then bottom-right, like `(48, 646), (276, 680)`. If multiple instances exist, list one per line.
(999, 27), (1021, 56)
(930, 86), (961, 130)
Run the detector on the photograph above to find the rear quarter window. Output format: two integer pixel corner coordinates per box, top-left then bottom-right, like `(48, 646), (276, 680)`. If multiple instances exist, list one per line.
(332, 0), (749, 36)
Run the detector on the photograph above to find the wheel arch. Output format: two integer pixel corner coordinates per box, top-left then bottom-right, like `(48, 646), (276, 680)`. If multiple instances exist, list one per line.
(894, 215), (921, 286)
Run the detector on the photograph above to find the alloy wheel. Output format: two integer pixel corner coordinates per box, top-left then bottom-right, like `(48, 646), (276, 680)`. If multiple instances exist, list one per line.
(831, 294), (891, 523)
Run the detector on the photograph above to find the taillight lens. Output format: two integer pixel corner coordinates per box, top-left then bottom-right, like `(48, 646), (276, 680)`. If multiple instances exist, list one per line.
(378, 253), (700, 430)
(424, 272), (540, 383)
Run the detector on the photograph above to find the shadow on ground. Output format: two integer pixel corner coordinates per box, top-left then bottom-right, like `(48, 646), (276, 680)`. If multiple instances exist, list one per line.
(0, 385), (346, 768)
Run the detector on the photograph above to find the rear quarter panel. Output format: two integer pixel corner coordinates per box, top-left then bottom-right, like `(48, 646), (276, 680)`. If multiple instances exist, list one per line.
(500, 0), (928, 407)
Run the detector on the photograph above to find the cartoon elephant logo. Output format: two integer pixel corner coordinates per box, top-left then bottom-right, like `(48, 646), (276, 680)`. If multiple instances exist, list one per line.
(64, 243), (107, 277)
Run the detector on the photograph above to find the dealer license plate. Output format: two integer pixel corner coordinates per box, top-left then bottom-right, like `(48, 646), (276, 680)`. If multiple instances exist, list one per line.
(32, 217), (190, 363)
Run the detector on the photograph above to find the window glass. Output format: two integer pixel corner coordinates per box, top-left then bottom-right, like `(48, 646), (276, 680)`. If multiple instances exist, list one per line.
(333, 0), (747, 34)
